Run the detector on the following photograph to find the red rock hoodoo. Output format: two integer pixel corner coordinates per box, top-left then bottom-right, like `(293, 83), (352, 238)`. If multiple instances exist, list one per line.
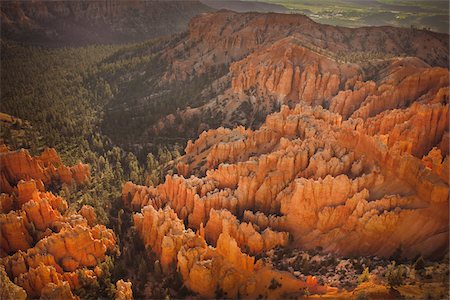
(124, 63), (448, 297)
(123, 11), (449, 298)
(0, 147), (117, 299)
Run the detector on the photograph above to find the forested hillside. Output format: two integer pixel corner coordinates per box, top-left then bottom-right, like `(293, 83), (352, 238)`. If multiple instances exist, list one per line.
(0, 0), (212, 46)
(0, 40), (181, 225)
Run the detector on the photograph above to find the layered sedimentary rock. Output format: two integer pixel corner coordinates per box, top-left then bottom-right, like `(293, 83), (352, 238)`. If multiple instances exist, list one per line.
(0, 148), (117, 298)
(124, 99), (448, 297)
(230, 37), (361, 106)
(166, 10), (448, 83)
(204, 208), (288, 254)
(0, 147), (89, 191)
(115, 280), (133, 300)
(359, 102), (449, 158)
(150, 10), (448, 141)
(117, 10), (449, 298)
(127, 99), (448, 263)
(132, 203), (325, 298)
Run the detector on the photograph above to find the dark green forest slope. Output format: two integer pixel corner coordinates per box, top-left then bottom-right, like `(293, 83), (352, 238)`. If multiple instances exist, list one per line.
(0, 39), (194, 298)
(0, 40), (180, 224)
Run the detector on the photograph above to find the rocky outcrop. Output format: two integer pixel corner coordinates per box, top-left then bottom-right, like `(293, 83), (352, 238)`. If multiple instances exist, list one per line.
(178, 10), (448, 81)
(124, 99), (448, 296)
(0, 264), (26, 300)
(133, 205), (192, 273)
(204, 209), (288, 254)
(0, 179), (72, 255)
(242, 210), (287, 231)
(328, 59), (449, 120)
(360, 102), (448, 158)
(129, 101), (448, 262)
(149, 9), (448, 144)
(0, 147), (89, 190)
(79, 205), (97, 227)
(90, 7), (449, 151)
(349, 65), (449, 121)
(115, 279), (133, 300)
(231, 37), (361, 106)
(0, 148), (117, 298)
(1, 215), (116, 297)
(132, 201), (326, 298)
(422, 147), (449, 184)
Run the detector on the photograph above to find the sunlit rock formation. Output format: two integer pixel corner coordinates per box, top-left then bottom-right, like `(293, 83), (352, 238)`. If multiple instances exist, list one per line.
(130, 202), (325, 298)
(151, 10), (448, 139)
(124, 79), (448, 295)
(0, 147), (89, 193)
(0, 147), (117, 298)
(115, 279), (133, 300)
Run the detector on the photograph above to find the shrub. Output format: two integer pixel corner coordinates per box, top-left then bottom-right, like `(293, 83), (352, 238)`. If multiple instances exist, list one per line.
(358, 267), (370, 284)
(385, 262), (404, 287)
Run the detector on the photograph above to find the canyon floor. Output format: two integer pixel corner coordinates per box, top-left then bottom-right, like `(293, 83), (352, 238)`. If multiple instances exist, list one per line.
(0, 3), (449, 300)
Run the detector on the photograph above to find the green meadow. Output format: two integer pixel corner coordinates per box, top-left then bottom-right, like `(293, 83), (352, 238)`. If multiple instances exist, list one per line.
(253, 0), (449, 33)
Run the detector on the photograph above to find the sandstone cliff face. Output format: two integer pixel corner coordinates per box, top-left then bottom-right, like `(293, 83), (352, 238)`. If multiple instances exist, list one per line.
(0, 148), (117, 298)
(230, 37), (361, 106)
(177, 10), (448, 81)
(204, 208), (289, 254)
(360, 102), (448, 158)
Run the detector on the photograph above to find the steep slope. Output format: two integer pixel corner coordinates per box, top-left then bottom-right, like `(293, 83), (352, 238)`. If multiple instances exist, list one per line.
(95, 10), (448, 153)
(123, 98), (448, 296)
(0, 0), (212, 46)
(117, 14), (448, 294)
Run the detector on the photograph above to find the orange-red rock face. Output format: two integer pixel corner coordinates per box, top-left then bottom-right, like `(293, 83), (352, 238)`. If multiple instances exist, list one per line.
(0, 148), (116, 299)
(230, 37), (361, 106)
(0, 264), (27, 300)
(131, 203), (326, 298)
(0, 147), (90, 191)
(166, 10), (448, 84)
(204, 209), (288, 255)
(126, 97), (448, 265)
(124, 82), (448, 296)
(105, 10), (450, 298)
(150, 10), (448, 141)
(115, 279), (133, 300)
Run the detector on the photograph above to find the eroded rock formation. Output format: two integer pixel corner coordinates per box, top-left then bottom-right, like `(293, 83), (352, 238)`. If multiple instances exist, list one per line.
(131, 202), (326, 298)
(0, 147), (118, 298)
(115, 279), (133, 300)
(0, 147), (89, 191)
(123, 88), (449, 297)
(124, 85), (448, 296)
(150, 10), (448, 139)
